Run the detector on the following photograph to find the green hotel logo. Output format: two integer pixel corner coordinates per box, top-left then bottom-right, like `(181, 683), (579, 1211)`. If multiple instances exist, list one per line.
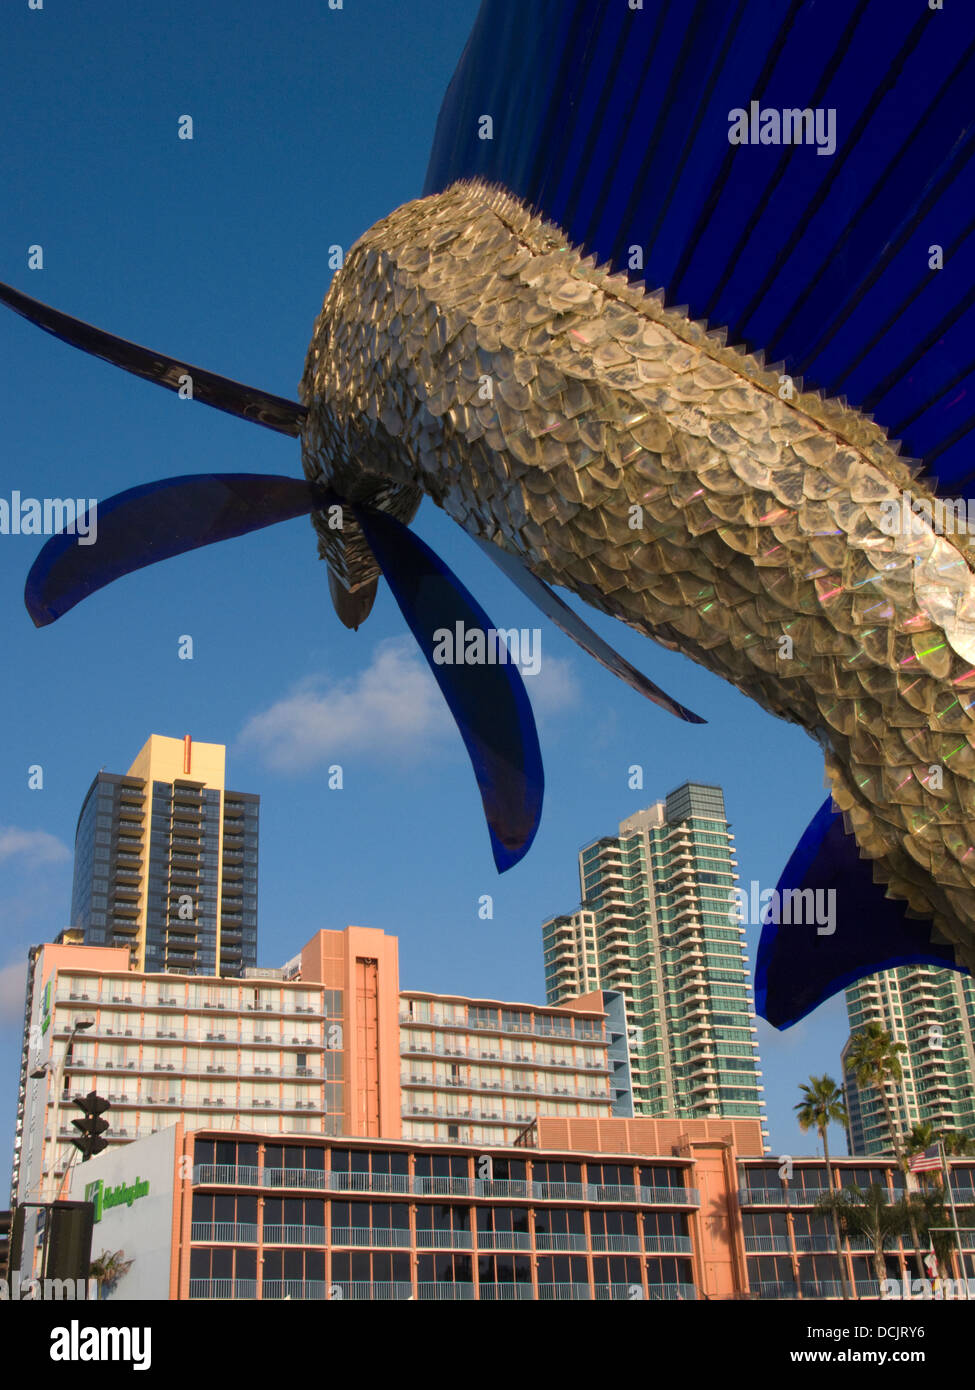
(84, 1176), (149, 1223)
(40, 981), (52, 1035)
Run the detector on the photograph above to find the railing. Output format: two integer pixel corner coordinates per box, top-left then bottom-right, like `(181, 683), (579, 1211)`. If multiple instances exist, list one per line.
(643, 1235), (693, 1254)
(646, 1283), (697, 1301)
(261, 1167), (329, 1190)
(415, 1230), (473, 1249)
(534, 1232), (589, 1252)
(330, 1281), (414, 1301)
(750, 1281), (799, 1299)
(398, 1012), (602, 1043)
(743, 1234), (791, 1253)
(261, 1280), (328, 1300)
(330, 1170), (411, 1195)
(188, 1278), (258, 1299)
(331, 1227), (411, 1248)
(794, 1234), (839, 1253)
(474, 1231), (532, 1250)
(738, 1187), (831, 1206)
(415, 1282), (477, 1300)
(536, 1282), (595, 1300)
(263, 1225), (327, 1246)
(190, 1165), (698, 1207)
(190, 1221), (258, 1243)
(590, 1233), (643, 1252)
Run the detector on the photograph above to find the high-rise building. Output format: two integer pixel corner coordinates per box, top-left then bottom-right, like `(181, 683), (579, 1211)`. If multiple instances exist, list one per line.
(842, 965), (975, 1155)
(69, 734), (259, 978)
(542, 782), (767, 1143)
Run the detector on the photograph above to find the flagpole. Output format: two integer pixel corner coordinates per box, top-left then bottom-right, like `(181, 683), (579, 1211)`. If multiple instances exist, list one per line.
(940, 1141), (969, 1299)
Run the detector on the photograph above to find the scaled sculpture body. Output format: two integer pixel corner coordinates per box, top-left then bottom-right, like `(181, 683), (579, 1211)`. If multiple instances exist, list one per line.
(302, 179), (975, 975)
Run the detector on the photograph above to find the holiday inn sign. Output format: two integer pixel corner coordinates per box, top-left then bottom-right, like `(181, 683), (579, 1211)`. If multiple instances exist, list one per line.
(84, 1176), (150, 1223)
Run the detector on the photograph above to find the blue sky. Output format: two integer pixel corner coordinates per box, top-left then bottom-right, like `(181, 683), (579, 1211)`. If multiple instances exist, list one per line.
(0, 0), (852, 1189)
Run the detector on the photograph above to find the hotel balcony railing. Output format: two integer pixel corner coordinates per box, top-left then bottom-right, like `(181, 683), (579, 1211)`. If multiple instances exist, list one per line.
(589, 1233), (643, 1252)
(474, 1231), (532, 1250)
(398, 1013), (602, 1044)
(331, 1226), (412, 1248)
(414, 1282), (476, 1301)
(331, 1281), (418, 1301)
(794, 1234), (841, 1253)
(190, 1165), (698, 1207)
(190, 1221), (259, 1244)
(188, 1278), (258, 1300)
(263, 1225), (328, 1246)
(743, 1234), (792, 1253)
(415, 1230), (474, 1249)
(262, 1280), (328, 1300)
(643, 1235), (693, 1254)
(534, 1232), (589, 1251)
(738, 1187), (832, 1206)
(751, 1281), (799, 1299)
(477, 1283), (536, 1300)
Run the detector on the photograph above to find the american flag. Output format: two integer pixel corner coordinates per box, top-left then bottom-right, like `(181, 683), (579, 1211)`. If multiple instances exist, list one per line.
(910, 1144), (942, 1173)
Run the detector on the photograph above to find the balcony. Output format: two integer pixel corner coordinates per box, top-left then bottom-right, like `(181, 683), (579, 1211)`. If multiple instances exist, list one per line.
(331, 1227), (411, 1248)
(262, 1225), (327, 1246)
(188, 1279), (257, 1300)
(190, 1221), (258, 1244)
(415, 1229), (473, 1249)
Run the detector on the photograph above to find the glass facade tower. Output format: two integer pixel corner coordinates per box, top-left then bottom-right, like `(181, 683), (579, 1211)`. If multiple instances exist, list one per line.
(69, 734), (258, 976)
(542, 782), (767, 1143)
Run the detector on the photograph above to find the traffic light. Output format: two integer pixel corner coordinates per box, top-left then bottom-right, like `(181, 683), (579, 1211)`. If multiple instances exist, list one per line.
(71, 1091), (110, 1159)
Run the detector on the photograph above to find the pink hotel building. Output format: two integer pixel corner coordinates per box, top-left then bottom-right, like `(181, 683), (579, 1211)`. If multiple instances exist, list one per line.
(12, 926), (975, 1300)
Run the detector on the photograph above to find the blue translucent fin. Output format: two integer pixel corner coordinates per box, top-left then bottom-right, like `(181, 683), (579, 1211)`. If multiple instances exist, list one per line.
(755, 796), (968, 1029)
(427, 0), (975, 493)
(0, 280), (307, 437)
(25, 474), (325, 627)
(471, 535), (705, 723)
(354, 506), (544, 872)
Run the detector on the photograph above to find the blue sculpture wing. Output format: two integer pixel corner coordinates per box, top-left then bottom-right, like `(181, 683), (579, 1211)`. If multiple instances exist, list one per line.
(25, 474), (326, 626)
(0, 280), (307, 437)
(755, 797), (969, 1029)
(427, 0), (975, 495)
(354, 505), (543, 873)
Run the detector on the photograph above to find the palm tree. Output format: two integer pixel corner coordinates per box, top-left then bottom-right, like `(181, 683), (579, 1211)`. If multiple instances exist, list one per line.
(905, 1122), (937, 1157)
(906, 1187), (967, 1283)
(795, 1075), (852, 1298)
(941, 1131), (975, 1158)
(814, 1185), (914, 1289)
(845, 1023), (925, 1277)
(89, 1249), (133, 1299)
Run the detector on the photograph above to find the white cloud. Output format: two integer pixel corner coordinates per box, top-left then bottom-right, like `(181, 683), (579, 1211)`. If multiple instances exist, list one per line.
(240, 636), (581, 775)
(0, 827), (70, 866)
(520, 651), (579, 717)
(239, 638), (447, 772)
(0, 960), (27, 1026)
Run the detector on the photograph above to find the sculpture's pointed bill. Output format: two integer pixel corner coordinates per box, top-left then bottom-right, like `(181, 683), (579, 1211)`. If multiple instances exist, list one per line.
(755, 796), (969, 1030)
(354, 505), (544, 873)
(25, 473), (328, 627)
(472, 535), (705, 722)
(0, 280), (307, 437)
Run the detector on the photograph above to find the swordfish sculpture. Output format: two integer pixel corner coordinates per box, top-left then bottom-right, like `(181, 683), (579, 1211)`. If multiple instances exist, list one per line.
(4, 0), (975, 1027)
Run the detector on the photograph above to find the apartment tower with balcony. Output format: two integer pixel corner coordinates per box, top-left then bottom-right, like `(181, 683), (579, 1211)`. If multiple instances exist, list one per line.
(69, 734), (259, 977)
(542, 782), (767, 1142)
(842, 965), (975, 1154)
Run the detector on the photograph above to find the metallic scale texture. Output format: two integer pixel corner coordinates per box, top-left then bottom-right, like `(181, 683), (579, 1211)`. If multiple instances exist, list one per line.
(300, 179), (975, 973)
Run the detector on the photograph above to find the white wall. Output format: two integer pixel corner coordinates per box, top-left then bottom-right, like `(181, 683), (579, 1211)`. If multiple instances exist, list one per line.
(68, 1124), (177, 1300)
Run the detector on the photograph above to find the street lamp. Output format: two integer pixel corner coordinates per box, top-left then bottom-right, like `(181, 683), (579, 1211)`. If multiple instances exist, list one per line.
(30, 1018), (94, 1200)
